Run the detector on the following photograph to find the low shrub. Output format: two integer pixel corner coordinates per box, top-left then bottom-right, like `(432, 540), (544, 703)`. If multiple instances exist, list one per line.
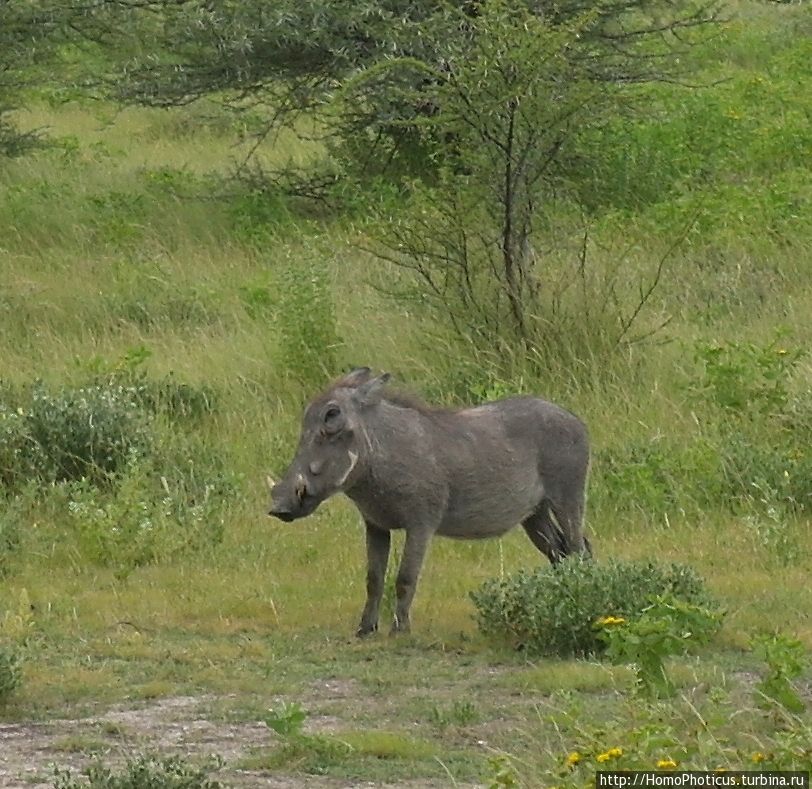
(471, 559), (721, 658)
(263, 701), (308, 738)
(259, 701), (353, 773)
(52, 754), (225, 789)
(656, 334), (812, 516)
(0, 364), (220, 495)
(752, 633), (806, 714)
(598, 595), (722, 697)
(66, 458), (230, 577)
(229, 189), (292, 244)
(692, 336), (804, 417)
(0, 382), (152, 489)
(86, 190), (148, 248)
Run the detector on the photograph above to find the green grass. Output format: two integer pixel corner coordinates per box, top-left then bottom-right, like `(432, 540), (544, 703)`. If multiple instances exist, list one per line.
(51, 735), (112, 755)
(1, 1), (811, 785)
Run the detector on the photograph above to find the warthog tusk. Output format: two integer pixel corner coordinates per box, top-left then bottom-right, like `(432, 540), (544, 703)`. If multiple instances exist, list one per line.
(266, 474), (276, 491)
(335, 451), (359, 488)
(295, 473), (306, 501)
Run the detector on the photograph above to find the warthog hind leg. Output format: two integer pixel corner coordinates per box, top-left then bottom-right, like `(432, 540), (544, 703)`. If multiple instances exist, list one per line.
(522, 501), (567, 564)
(546, 494), (589, 556)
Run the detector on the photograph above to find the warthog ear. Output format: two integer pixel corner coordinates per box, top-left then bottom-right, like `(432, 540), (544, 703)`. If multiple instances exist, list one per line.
(353, 372), (392, 405)
(338, 366), (373, 388)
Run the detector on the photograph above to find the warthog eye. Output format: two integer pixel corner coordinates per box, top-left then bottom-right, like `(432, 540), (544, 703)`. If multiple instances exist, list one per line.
(323, 404), (344, 434)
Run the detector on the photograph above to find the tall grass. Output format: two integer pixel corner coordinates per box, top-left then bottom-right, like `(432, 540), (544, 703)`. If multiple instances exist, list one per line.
(0, 0), (810, 722)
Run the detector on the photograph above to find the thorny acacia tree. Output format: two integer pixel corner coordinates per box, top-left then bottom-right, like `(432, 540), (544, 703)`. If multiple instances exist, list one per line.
(357, 7), (591, 346)
(356, 1), (710, 349)
(60, 0), (718, 178)
(58, 0), (717, 348)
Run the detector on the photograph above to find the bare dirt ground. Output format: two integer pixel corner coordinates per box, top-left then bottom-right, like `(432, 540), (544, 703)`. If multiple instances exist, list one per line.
(0, 695), (481, 788)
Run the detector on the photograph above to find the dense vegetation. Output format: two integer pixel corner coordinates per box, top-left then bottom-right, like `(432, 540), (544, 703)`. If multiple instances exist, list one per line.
(0, 0), (810, 785)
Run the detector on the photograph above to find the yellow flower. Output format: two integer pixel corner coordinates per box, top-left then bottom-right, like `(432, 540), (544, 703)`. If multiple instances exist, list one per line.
(565, 752), (582, 768)
(776, 349), (788, 356)
(657, 759), (678, 769)
(751, 752), (766, 764)
(596, 748), (622, 762)
(596, 616), (626, 627)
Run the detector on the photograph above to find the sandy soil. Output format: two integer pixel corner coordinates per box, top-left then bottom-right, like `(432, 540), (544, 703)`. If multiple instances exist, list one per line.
(0, 694), (480, 788)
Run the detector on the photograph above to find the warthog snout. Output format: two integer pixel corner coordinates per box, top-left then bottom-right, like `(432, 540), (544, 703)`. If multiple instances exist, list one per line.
(268, 503), (297, 522)
(266, 471), (319, 522)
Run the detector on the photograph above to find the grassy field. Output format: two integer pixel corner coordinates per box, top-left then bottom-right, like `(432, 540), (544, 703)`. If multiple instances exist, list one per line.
(1, 2), (811, 786)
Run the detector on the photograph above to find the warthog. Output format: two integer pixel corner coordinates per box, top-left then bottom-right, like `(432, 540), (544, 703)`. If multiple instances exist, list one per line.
(268, 367), (591, 635)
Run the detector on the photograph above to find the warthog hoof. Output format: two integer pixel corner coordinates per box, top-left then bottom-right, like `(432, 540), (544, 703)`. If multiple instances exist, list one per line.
(389, 619), (411, 636)
(356, 623), (378, 638)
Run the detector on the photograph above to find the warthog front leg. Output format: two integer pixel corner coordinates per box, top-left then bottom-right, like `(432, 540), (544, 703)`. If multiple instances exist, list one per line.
(392, 528), (432, 635)
(357, 522), (390, 637)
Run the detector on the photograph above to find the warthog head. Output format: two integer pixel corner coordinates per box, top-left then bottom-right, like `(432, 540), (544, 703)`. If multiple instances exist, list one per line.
(267, 367), (390, 522)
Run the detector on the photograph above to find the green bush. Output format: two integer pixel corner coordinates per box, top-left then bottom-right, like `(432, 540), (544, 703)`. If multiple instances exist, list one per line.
(26, 383), (152, 484)
(0, 642), (21, 705)
(752, 633), (806, 714)
(471, 559), (720, 658)
(668, 336), (812, 516)
(260, 700), (352, 773)
(263, 701), (308, 738)
(238, 278), (275, 320)
(598, 595), (722, 698)
(574, 28), (812, 215)
(52, 754), (225, 789)
(66, 457), (230, 576)
(693, 336), (804, 417)
(0, 364), (220, 494)
(0, 383), (152, 489)
(712, 374), (812, 515)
